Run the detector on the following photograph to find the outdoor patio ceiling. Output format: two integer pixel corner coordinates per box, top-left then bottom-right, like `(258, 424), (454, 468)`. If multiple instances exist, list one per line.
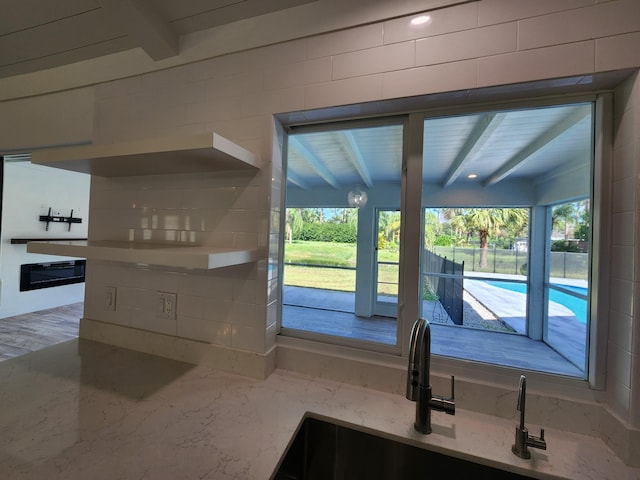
(286, 103), (592, 190)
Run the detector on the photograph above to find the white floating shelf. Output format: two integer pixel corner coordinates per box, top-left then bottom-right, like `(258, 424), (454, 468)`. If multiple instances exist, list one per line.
(27, 241), (258, 270)
(30, 132), (259, 177)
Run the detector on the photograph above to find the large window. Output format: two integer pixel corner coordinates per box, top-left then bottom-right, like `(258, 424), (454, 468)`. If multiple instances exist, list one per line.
(282, 122), (403, 349)
(281, 100), (595, 378)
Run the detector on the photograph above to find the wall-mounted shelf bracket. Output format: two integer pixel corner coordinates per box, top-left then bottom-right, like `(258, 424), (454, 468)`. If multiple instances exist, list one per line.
(39, 208), (83, 231)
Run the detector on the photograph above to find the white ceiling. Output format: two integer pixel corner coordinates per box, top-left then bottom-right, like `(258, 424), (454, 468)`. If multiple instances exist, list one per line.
(0, 0), (315, 79)
(287, 103), (593, 190)
(0, 1), (604, 195)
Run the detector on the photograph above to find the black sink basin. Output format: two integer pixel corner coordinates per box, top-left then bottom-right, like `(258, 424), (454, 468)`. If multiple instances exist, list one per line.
(271, 415), (536, 480)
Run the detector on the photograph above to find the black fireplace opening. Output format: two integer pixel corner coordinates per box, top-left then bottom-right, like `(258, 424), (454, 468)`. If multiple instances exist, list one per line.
(20, 260), (86, 291)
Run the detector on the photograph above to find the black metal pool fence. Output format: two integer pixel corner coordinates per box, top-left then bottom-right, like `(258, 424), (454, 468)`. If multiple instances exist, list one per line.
(431, 246), (588, 279)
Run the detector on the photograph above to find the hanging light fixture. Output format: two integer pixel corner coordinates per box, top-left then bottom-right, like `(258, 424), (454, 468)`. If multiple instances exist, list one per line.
(347, 187), (368, 209)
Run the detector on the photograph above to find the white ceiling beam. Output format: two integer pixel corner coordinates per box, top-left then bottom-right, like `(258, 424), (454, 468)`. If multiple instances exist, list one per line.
(287, 170), (311, 190)
(337, 131), (374, 188)
(485, 108), (590, 186)
(289, 136), (340, 189)
(97, 0), (178, 61)
(442, 112), (506, 188)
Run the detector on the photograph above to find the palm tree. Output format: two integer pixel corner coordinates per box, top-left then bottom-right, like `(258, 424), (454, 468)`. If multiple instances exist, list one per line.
(301, 208), (321, 223)
(454, 208), (528, 267)
(285, 208), (303, 244)
(552, 203), (578, 240)
(448, 209), (473, 244)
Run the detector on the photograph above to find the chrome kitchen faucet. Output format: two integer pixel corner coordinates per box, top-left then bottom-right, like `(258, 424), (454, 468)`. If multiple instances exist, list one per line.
(512, 375), (547, 459)
(406, 318), (455, 434)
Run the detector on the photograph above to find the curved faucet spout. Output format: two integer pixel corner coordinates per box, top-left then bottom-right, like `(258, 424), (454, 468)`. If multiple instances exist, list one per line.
(406, 318), (455, 434)
(406, 318), (427, 401)
(512, 374), (547, 459)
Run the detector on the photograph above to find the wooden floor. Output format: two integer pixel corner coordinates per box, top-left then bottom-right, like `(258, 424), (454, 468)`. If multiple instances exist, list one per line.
(0, 302), (82, 361)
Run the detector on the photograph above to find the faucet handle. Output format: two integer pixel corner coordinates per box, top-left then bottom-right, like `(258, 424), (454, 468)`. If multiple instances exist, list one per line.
(528, 428), (547, 451)
(446, 375), (456, 415)
(430, 375), (456, 415)
(449, 375), (455, 401)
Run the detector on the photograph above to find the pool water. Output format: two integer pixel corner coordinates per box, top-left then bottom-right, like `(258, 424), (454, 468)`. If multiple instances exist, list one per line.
(485, 280), (588, 324)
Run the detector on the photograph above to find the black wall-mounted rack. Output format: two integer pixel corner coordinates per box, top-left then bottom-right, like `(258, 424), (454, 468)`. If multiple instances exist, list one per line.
(39, 208), (82, 231)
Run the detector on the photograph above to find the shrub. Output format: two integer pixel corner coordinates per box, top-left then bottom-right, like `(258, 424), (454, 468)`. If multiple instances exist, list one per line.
(434, 235), (453, 246)
(551, 240), (581, 252)
(297, 222), (357, 243)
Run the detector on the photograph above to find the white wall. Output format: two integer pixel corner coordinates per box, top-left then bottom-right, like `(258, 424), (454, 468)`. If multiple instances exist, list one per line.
(0, 161), (90, 318)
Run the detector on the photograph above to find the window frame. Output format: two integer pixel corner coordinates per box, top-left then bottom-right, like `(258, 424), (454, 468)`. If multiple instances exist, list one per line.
(279, 92), (610, 389)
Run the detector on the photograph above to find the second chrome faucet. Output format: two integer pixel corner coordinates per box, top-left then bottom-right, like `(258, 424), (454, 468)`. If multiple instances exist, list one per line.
(406, 318), (455, 434)
(512, 374), (547, 458)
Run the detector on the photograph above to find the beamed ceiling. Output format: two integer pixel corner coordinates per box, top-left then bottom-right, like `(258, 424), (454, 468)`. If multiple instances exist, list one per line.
(287, 103), (593, 191)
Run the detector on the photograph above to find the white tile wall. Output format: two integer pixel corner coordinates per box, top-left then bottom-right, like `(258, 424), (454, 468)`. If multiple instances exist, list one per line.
(264, 57), (332, 91)
(382, 59), (477, 99)
(306, 24), (382, 59)
(477, 0), (594, 27)
(612, 177), (636, 213)
(610, 278), (635, 318)
(630, 74), (640, 431)
(609, 310), (634, 353)
(382, 2), (478, 44)
(332, 42), (415, 80)
(415, 22), (516, 67)
(597, 31), (640, 72)
(0, 88), (94, 151)
(607, 373), (632, 416)
(304, 74), (384, 110)
(518, 0), (640, 50)
(606, 73), (640, 433)
(177, 314), (232, 345)
(477, 41), (595, 87)
(82, 0), (640, 445)
(612, 245), (635, 282)
(612, 120), (638, 184)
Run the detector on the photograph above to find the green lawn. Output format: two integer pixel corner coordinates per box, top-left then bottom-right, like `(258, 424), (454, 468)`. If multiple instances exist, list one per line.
(284, 265), (356, 291)
(284, 241), (358, 266)
(284, 241), (588, 293)
(284, 240), (399, 294)
(284, 240), (399, 265)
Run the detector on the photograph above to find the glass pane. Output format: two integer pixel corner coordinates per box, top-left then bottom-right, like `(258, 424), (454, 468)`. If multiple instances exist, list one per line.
(282, 123), (403, 347)
(546, 201), (590, 371)
(423, 208), (528, 333)
(375, 209), (400, 316)
(420, 102), (592, 377)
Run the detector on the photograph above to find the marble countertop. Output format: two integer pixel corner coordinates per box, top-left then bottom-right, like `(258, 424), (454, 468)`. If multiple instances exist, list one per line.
(0, 339), (638, 480)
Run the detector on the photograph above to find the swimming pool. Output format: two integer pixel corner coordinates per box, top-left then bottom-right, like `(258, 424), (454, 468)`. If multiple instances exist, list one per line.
(485, 280), (588, 324)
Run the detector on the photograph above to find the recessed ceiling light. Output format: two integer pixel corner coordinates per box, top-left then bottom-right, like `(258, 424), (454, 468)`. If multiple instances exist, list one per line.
(467, 173), (478, 179)
(411, 15), (431, 26)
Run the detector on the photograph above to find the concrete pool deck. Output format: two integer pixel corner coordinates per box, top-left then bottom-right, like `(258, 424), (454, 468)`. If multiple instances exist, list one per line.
(463, 279), (587, 370)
